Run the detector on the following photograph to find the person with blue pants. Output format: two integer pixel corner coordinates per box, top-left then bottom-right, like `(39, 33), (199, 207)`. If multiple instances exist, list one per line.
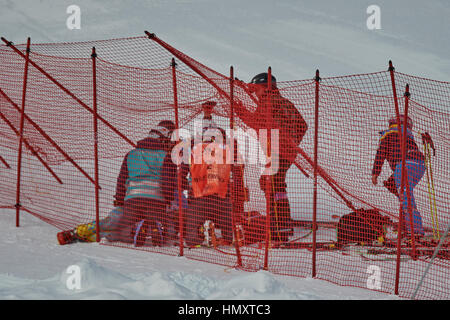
(371, 115), (426, 237)
(392, 159), (426, 235)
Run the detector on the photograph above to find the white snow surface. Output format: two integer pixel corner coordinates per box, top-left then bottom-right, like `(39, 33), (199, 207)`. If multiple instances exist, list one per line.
(0, 209), (398, 300)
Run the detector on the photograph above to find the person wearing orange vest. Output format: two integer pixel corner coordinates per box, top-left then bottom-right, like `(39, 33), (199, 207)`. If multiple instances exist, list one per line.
(184, 128), (244, 247)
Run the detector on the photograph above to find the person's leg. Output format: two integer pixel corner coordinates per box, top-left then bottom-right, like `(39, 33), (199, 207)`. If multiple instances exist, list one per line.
(270, 158), (293, 240)
(404, 160), (426, 235)
(212, 196), (233, 244)
(167, 189), (189, 239)
(111, 198), (141, 244)
(102, 206), (124, 241)
(135, 199), (166, 247)
(184, 197), (206, 246)
(394, 161), (426, 236)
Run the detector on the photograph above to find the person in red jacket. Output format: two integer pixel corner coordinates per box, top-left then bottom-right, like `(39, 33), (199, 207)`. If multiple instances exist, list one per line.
(234, 72), (308, 242)
(371, 115), (426, 236)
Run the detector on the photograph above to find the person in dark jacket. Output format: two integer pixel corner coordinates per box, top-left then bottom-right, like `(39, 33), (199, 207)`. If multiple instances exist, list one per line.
(371, 115), (426, 236)
(234, 72), (308, 242)
(113, 120), (178, 246)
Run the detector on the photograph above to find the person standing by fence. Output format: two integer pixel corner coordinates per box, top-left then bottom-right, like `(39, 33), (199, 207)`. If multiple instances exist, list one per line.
(234, 72), (308, 242)
(371, 115), (426, 237)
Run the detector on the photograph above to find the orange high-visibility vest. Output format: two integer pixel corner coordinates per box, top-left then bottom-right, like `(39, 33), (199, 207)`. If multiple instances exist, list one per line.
(190, 142), (231, 198)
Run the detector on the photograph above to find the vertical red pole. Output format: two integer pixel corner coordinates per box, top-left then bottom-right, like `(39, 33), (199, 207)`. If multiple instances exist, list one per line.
(388, 61), (402, 123)
(402, 85), (417, 257)
(263, 67), (273, 270)
(229, 66), (243, 267)
(171, 58), (185, 256)
(15, 37), (31, 227)
(312, 70), (320, 277)
(389, 61), (404, 295)
(91, 47), (100, 242)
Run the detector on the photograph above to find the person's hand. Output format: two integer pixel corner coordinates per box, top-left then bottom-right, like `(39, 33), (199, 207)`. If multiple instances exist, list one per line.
(372, 174), (378, 186)
(113, 199), (124, 207)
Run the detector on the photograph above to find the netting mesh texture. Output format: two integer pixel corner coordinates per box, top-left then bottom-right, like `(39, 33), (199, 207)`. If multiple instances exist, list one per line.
(0, 34), (449, 300)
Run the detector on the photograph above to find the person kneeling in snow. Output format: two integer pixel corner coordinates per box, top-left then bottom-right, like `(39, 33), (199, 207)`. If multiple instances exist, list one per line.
(184, 128), (245, 247)
(112, 120), (179, 247)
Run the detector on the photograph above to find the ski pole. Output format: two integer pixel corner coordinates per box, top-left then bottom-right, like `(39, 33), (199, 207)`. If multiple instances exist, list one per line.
(426, 143), (439, 239)
(423, 141), (436, 239)
(421, 131), (440, 239)
(411, 221), (450, 299)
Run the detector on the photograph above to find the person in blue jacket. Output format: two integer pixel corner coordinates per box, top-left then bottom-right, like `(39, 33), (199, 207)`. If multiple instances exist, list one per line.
(371, 115), (426, 237)
(113, 120), (179, 246)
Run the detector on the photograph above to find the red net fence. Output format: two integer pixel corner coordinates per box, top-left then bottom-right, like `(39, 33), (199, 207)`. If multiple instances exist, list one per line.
(0, 34), (448, 300)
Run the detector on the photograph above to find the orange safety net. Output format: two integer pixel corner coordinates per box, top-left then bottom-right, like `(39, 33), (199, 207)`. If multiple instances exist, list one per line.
(0, 34), (448, 300)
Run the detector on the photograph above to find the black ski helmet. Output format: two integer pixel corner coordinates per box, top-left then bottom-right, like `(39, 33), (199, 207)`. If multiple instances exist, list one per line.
(250, 72), (276, 85)
(150, 120), (176, 139)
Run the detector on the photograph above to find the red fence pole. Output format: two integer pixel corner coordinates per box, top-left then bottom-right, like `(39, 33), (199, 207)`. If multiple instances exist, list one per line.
(229, 66), (243, 267)
(91, 47), (101, 242)
(0, 89), (96, 186)
(0, 155), (10, 168)
(402, 85), (417, 257)
(0, 37), (136, 149)
(171, 58), (185, 256)
(389, 60), (405, 295)
(15, 37), (31, 227)
(263, 67), (273, 270)
(388, 61), (402, 122)
(0, 110), (62, 184)
(145, 32), (229, 100)
(145, 32), (358, 214)
(294, 147), (356, 212)
(312, 69), (320, 277)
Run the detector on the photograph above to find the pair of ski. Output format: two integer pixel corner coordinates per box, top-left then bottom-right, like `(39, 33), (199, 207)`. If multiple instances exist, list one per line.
(365, 237), (450, 261)
(347, 235), (449, 261)
(358, 246), (450, 261)
(269, 237), (449, 261)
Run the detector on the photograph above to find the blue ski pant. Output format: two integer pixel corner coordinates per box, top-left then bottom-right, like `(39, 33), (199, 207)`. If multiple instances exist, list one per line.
(393, 159), (426, 235)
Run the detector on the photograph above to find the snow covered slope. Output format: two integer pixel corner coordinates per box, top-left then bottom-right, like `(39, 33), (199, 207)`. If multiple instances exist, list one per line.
(0, 209), (397, 299)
